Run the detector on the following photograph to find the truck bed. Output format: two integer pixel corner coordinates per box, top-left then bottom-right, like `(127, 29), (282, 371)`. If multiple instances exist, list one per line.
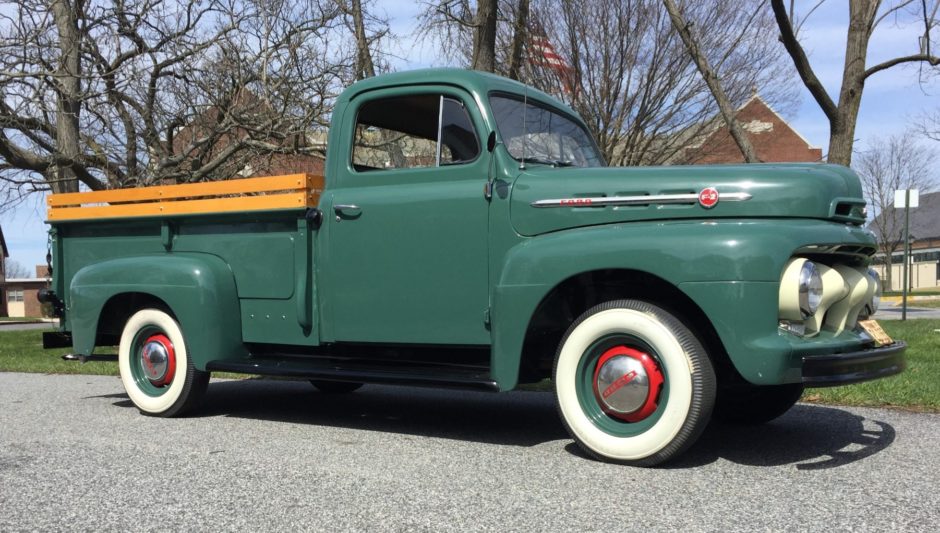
(49, 174), (323, 347)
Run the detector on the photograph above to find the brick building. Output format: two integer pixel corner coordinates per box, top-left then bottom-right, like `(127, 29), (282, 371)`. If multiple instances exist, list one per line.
(171, 91), (325, 182)
(684, 95), (823, 164)
(2, 265), (51, 318)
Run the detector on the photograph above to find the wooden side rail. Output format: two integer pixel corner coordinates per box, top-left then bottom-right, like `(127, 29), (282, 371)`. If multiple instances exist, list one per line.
(47, 173), (324, 221)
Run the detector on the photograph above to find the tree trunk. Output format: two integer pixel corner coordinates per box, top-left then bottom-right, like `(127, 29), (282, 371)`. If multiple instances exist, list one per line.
(471, 0), (497, 72)
(883, 246), (894, 291)
(663, 0), (759, 163)
(50, 0), (82, 193)
(349, 0), (377, 79)
(506, 0), (530, 80)
(345, 0), (404, 167)
(827, 1), (878, 167)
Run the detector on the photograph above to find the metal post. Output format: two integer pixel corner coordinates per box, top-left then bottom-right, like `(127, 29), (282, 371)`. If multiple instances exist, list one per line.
(901, 189), (910, 321)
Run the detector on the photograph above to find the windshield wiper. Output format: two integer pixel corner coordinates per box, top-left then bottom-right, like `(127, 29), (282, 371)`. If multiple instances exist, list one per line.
(519, 157), (576, 167)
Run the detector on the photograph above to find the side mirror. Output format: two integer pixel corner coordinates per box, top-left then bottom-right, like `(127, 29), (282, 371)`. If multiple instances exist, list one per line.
(487, 131), (497, 152)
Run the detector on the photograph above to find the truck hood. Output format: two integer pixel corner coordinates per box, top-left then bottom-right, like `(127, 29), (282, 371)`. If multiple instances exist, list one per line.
(509, 163), (867, 236)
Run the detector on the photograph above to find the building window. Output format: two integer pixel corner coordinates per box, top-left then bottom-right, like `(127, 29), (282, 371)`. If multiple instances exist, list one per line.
(7, 289), (23, 302)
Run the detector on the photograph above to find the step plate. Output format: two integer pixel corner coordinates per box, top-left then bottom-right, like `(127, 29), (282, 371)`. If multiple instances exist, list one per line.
(206, 358), (500, 392)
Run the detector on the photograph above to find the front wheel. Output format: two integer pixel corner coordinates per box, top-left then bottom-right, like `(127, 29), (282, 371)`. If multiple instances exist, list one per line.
(118, 309), (209, 417)
(554, 300), (716, 466)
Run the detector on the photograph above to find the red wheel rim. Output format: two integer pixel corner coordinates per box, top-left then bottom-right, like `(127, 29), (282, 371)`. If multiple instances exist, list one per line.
(140, 333), (176, 387)
(592, 345), (664, 422)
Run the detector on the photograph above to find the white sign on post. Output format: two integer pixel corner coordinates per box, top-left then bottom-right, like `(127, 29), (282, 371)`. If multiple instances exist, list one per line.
(894, 189), (920, 208)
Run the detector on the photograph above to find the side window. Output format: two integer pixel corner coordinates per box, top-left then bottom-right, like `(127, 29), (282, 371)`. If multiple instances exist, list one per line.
(440, 98), (479, 165)
(352, 94), (479, 172)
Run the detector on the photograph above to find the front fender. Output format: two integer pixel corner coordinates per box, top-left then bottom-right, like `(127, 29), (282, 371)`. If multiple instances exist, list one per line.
(69, 253), (246, 369)
(490, 219), (876, 389)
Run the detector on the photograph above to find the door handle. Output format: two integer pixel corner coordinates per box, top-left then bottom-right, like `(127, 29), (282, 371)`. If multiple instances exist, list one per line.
(333, 204), (362, 218)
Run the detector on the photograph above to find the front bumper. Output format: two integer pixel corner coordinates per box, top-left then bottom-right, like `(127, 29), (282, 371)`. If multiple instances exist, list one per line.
(802, 341), (906, 387)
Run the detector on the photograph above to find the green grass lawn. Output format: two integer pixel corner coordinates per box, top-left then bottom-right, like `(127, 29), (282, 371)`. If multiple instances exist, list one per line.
(0, 329), (245, 379)
(1, 320), (938, 412)
(0, 328), (117, 375)
(802, 319), (940, 412)
(885, 289), (940, 296)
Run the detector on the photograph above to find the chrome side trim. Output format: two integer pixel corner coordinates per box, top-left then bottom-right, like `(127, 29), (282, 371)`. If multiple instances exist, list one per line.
(530, 191), (753, 208)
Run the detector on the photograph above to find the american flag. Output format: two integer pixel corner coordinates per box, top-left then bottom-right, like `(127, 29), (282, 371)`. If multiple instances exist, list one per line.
(527, 22), (576, 95)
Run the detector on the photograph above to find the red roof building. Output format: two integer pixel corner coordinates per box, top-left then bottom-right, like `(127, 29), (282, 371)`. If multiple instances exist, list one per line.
(685, 95), (822, 164)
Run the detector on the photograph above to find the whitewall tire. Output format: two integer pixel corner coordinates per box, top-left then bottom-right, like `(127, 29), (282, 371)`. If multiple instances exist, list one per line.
(118, 308), (209, 417)
(553, 300), (716, 466)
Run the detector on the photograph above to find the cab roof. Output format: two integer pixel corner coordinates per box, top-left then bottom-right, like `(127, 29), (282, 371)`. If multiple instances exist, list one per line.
(340, 68), (582, 121)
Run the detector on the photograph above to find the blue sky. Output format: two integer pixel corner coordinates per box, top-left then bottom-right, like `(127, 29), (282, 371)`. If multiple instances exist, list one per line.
(2, 0), (938, 272)
(782, 1), (939, 151)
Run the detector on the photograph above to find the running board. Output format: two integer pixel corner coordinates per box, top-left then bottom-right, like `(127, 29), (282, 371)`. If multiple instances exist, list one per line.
(206, 358), (500, 392)
(61, 353), (118, 363)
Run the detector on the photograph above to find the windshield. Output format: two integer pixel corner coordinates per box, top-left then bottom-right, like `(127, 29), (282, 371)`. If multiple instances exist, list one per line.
(489, 95), (604, 168)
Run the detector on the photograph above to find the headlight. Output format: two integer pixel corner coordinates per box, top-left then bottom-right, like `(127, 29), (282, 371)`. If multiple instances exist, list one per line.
(799, 261), (823, 318)
(867, 268), (881, 314)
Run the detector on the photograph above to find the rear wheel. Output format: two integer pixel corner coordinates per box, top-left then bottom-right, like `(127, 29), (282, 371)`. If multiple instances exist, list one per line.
(118, 309), (209, 417)
(553, 300), (716, 466)
(310, 380), (363, 394)
(713, 383), (804, 425)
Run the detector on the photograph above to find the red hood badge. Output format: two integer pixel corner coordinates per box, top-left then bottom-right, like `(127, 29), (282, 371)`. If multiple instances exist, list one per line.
(698, 187), (719, 209)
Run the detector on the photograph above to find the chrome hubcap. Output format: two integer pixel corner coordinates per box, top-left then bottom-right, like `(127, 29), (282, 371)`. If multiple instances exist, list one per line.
(593, 346), (664, 422)
(596, 355), (650, 414)
(140, 335), (173, 385)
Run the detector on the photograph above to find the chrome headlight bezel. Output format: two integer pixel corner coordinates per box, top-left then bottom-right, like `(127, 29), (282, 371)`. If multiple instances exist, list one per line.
(798, 261), (823, 318)
(867, 268), (881, 314)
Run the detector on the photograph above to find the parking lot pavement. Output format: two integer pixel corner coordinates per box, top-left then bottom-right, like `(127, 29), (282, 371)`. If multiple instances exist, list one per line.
(1, 372), (938, 532)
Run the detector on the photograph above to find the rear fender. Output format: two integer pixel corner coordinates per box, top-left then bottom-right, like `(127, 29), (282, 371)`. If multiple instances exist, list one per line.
(69, 253), (245, 369)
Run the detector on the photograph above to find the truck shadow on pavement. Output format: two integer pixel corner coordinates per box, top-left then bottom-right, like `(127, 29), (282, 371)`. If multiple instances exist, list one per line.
(666, 404), (896, 470)
(108, 379), (896, 469)
(194, 379), (569, 447)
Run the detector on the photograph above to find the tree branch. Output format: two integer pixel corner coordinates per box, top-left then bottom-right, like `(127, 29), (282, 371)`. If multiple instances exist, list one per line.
(770, 0), (838, 124)
(864, 53), (940, 78)
(663, 0), (759, 163)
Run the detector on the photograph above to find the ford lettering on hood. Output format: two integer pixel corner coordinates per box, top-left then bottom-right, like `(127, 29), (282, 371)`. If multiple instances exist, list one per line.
(510, 163), (867, 236)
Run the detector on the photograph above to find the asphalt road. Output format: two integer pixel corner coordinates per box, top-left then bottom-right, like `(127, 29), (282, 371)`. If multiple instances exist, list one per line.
(0, 322), (59, 332)
(875, 306), (940, 320)
(1, 373), (938, 532)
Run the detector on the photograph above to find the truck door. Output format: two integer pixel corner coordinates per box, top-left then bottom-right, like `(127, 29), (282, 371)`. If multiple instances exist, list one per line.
(324, 88), (490, 345)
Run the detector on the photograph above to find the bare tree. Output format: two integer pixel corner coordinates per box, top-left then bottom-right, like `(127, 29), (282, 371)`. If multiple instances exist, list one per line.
(522, 0), (797, 166)
(856, 134), (938, 288)
(339, 0), (392, 80)
(918, 107), (940, 141)
(0, 0), (356, 204)
(418, 0), (498, 72)
(419, 1), (796, 165)
(505, 0), (530, 79)
(663, 0), (758, 163)
(772, 0), (940, 166)
(472, 0), (498, 71)
(3, 257), (30, 278)
(338, 0), (404, 166)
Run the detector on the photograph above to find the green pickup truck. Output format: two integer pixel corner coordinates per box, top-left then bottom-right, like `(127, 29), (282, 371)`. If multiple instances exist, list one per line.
(41, 69), (905, 466)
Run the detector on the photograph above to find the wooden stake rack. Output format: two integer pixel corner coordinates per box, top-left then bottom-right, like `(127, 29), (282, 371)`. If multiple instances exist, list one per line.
(47, 173), (323, 222)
